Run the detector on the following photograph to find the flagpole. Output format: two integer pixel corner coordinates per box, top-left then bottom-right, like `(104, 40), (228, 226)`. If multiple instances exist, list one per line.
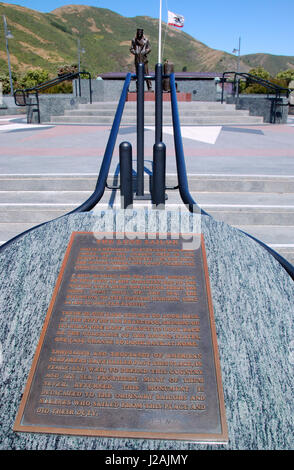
(158, 0), (162, 64)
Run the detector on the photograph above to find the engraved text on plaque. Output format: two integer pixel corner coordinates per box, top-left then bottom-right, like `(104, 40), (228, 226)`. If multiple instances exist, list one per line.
(14, 233), (228, 442)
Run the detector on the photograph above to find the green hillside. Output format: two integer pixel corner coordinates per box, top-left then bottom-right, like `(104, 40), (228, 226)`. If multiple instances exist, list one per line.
(242, 53), (294, 77)
(0, 3), (293, 78)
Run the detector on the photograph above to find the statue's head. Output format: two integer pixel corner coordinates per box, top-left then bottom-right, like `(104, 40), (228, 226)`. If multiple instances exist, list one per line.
(136, 28), (144, 39)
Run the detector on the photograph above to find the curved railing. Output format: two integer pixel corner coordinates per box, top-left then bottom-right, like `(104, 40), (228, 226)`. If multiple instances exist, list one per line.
(170, 73), (209, 215)
(0, 72), (133, 252)
(67, 72), (132, 213)
(169, 72), (294, 281)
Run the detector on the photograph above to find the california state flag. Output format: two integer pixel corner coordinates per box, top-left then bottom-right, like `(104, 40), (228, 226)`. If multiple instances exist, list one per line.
(168, 10), (184, 28)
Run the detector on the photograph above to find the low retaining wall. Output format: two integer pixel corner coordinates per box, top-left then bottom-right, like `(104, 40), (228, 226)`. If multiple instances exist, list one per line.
(27, 94), (88, 123)
(24, 84), (289, 124)
(0, 96), (26, 116)
(227, 94), (289, 123)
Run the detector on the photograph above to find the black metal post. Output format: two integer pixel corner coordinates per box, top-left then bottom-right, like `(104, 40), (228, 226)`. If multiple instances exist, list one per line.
(36, 91), (40, 124)
(155, 63), (163, 144)
(78, 74), (81, 97)
(152, 142), (166, 207)
(120, 141), (133, 209)
(89, 76), (92, 104)
(136, 63), (145, 196)
(221, 73), (225, 104)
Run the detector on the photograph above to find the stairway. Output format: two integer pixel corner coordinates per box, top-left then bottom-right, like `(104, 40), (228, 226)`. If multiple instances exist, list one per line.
(0, 174), (293, 265)
(48, 101), (264, 126)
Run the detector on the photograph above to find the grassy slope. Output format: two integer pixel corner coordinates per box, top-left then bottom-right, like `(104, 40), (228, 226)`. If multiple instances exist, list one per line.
(0, 3), (293, 77)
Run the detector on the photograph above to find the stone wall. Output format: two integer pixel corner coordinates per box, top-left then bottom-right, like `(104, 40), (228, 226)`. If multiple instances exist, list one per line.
(0, 96), (26, 116)
(227, 94), (289, 123)
(75, 78), (229, 102)
(27, 82), (289, 124)
(28, 94), (87, 123)
(177, 79), (221, 101)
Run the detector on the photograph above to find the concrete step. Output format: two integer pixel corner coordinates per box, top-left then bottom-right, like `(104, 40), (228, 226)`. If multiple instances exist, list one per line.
(50, 100), (264, 125)
(0, 108), (26, 116)
(78, 102), (243, 111)
(1, 202), (294, 226)
(65, 108), (251, 117)
(1, 174), (294, 193)
(200, 206), (294, 226)
(0, 191), (92, 204)
(0, 174), (293, 266)
(51, 115), (264, 125)
(0, 175), (97, 191)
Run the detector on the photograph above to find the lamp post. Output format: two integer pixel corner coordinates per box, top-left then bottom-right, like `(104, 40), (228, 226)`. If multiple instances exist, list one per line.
(77, 38), (85, 73)
(3, 15), (14, 96)
(232, 37), (241, 99)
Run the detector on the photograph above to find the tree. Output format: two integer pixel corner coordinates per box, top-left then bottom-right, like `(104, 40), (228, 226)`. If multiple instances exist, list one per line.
(0, 71), (19, 94)
(275, 69), (294, 84)
(248, 67), (271, 80)
(19, 69), (50, 89)
(242, 67), (272, 94)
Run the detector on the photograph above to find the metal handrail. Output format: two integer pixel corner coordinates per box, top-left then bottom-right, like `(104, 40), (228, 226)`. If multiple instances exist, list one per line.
(169, 72), (294, 281)
(14, 71), (92, 103)
(221, 71), (290, 104)
(14, 71), (92, 123)
(0, 72), (133, 252)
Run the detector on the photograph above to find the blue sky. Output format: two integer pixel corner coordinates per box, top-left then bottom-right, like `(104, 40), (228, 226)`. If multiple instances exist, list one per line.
(3, 0), (294, 57)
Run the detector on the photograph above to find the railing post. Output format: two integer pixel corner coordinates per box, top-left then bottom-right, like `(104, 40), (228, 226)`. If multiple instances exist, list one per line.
(136, 63), (145, 196)
(221, 73), (225, 104)
(89, 75), (92, 104)
(36, 91), (40, 124)
(152, 142), (166, 207)
(155, 63), (163, 144)
(78, 74), (81, 97)
(120, 142), (133, 209)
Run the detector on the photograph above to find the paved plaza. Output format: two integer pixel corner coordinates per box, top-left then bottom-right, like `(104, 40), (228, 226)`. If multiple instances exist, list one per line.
(0, 113), (294, 261)
(1, 112), (294, 452)
(1, 114), (294, 175)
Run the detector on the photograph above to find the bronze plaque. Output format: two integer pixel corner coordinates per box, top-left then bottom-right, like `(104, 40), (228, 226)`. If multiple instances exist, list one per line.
(14, 232), (228, 443)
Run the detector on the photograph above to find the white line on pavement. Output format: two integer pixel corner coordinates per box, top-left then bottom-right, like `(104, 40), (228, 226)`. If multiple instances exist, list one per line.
(145, 126), (222, 144)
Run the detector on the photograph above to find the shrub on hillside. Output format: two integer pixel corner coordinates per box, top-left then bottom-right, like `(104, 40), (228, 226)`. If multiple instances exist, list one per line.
(243, 77), (289, 94)
(243, 83), (269, 94)
(248, 67), (271, 80)
(0, 71), (19, 94)
(43, 82), (73, 94)
(19, 69), (50, 89)
(275, 69), (294, 85)
(241, 67), (289, 94)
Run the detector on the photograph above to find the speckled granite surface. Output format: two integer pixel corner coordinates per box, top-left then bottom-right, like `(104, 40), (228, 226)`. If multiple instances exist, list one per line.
(0, 210), (293, 450)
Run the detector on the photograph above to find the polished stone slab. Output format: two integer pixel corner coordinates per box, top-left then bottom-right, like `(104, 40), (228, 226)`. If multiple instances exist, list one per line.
(0, 210), (293, 450)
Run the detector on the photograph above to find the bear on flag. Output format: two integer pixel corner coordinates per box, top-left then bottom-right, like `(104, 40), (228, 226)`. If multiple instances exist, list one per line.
(167, 10), (184, 28)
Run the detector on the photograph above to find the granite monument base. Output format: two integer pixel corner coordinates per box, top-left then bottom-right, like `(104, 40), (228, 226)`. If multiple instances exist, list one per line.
(0, 210), (293, 450)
